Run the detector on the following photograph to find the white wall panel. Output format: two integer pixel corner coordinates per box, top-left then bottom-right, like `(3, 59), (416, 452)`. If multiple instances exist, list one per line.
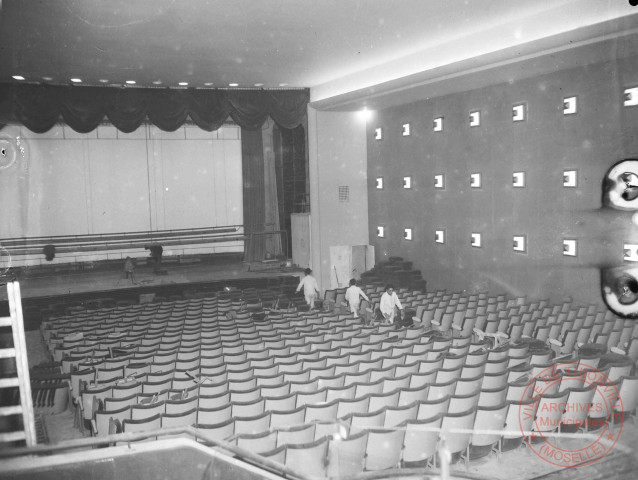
(1, 124), (243, 242)
(87, 140), (151, 234)
(28, 140), (90, 236)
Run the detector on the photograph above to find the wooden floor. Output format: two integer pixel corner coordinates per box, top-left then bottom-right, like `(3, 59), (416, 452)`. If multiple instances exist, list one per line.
(3, 254), (301, 300)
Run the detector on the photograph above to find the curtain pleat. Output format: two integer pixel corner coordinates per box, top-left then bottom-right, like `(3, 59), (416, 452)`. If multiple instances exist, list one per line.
(0, 84), (308, 133)
(242, 127), (267, 263)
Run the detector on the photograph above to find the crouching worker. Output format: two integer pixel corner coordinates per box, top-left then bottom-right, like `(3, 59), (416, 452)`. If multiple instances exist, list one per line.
(379, 285), (403, 324)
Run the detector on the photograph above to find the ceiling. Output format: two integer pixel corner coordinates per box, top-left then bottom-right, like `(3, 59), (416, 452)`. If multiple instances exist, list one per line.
(1, 0), (638, 111)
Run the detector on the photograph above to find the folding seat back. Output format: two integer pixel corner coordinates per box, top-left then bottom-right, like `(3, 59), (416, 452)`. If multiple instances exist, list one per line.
(347, 409), (386, 435)
(368, 390), (400, 413)
(401, 414), (442, 467)
(276, 423), (316, 447)
(233, 411), (271, 436)
(384, 401), (419, 428)
(285, 437), (330, 477)
(122, 413), (162, 442)
(197, 403), (233, 425)
(560, 386), (596, 432)
(264, 392), (297, 412)
(93, 405), (131, 437)
(468, 403), (507, 459)
(613, 376), (638, 418)
(195, 417), (235, 442)
(233, 429), (279, 454)
(440, 408), (476, 468)
(305, 399), (339, 423)
(161, 407), (198, 430)
(326, 430), (368, 477)
(364, 428), (405, 471)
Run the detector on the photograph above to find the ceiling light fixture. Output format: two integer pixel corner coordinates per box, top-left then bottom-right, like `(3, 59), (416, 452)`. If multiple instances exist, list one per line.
(254, 83), (264, 87)
(204, 82), (214, 86)
(12, 75), (25, 81)
(99, 79), (109, 83)
(279, 83), (288, 87)
(70, 78), (82, 83)
(152, 80), (162, 85)
(178, 82), (188, 86)
(229, 83), (238, 87)
(125, 80), (136, 85)
(42, 76), (53, 81)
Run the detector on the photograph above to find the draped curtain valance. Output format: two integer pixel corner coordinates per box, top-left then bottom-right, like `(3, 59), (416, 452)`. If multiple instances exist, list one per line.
(0, 83), (309, 134)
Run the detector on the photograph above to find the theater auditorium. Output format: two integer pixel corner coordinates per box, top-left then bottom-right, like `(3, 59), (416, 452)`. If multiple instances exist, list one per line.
(1, 2), (638, 479)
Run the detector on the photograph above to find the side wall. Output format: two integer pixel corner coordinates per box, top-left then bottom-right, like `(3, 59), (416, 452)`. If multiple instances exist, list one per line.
(308, 109), (369, 292)
(367, 53), (638, 306)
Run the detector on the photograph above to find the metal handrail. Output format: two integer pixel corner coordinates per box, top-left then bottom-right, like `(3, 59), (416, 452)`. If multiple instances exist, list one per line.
(0, 426), (312, 480)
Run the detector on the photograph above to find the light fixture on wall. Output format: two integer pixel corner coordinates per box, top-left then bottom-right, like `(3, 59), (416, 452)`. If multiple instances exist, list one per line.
(513, 172), (526, 188)
(403, 176), (412, 189)
(434, 174), (445, 189)
(375, 177), (384, 189)
(469, 111), (481, 127)
(563, 170), (577, 188)
(512, 103), (526, 122)
(359, 108), (373, 121)
(471, 233), (482, 248)
(404, 228), (413, 240)
(377, 226), (385, 238)
(435, 230), (445, 244)
(433, 117), (443, 132)
(624, 87), (638, 107)
(374, 128), (382, 140)
(563, 239), (578, 256)
(402, 123), (411, 136)
(513, 235), (527, 253)
(470, 173), (482, 188)
(563, 96), (577, 115)
(624, 243), (638, 262)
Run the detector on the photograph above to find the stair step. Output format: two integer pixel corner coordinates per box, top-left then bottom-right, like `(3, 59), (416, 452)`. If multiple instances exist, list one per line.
(0, 348), (16, 359)
(0, 405), (23, 416)
(0, 430), (27, 443)
(0, 377), (20, 388)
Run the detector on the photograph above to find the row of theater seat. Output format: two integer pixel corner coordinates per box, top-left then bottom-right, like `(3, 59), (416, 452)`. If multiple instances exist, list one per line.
(37, 285), (638, 472)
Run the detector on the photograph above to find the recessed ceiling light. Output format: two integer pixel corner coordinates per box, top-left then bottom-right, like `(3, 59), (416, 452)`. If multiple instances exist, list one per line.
(229, 83), (239, 87)
(178, 82), (188, 86)
(12, 75), (25, 80)
(70, 78), (82, 83)
(125, 80), (136, 85)
(279, 83), (288, 87)
(152, 80), (162, 85)
(99, 79), (109, 83)
(254, 83), (264, 87)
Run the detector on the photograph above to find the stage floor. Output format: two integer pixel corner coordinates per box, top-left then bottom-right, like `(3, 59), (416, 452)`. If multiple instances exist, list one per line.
(1, 256), (303, 301)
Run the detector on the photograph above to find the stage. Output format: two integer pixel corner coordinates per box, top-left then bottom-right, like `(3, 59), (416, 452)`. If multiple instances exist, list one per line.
(0, 254), (303, 329)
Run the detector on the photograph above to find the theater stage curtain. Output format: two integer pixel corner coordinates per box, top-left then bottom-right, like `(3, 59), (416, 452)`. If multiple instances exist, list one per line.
(0, 83), (308, 133)
(242, 118), (292, 263)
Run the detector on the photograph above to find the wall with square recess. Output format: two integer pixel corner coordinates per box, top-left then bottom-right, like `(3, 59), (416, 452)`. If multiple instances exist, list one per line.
(367, 50), (638, 304)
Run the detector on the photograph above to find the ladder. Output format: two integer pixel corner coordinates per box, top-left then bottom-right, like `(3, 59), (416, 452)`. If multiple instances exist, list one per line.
(0, 281), (36, 446)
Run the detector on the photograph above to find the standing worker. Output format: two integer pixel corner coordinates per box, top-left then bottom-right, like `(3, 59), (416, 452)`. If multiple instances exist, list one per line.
(344, 278), (369, 318)
(296, 268), (320, 309)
